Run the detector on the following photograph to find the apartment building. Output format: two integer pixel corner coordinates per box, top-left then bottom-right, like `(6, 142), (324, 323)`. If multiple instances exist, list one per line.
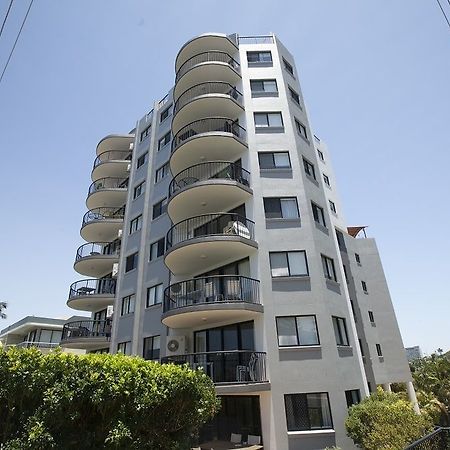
(63, 33), (416, 449)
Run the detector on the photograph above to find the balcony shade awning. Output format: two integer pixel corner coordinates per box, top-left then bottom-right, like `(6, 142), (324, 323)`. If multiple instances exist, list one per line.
(347, 226), (368, 238)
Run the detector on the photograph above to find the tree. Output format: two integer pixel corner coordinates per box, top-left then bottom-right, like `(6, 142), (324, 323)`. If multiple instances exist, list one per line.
(411, 353), (450, 426)
(345, 388), (432, 450)
(0, 347), (220, 449)
(0, 301), (6, 319)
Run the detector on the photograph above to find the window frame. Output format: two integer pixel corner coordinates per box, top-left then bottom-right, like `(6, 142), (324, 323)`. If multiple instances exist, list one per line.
(295, 118), (308, 140)
(317, 149), (325, 161)
(254, 112), (284, 130)
(329, 200), (337, 214)
(143, 335), (161, 361)
(282, 57), (295, 76)
(288, 86), (301, 105)
(376, 343), (383, 357)
(140, 125), (151, 142)
(332, 316), (350, 346)
(250, 78), (278, 97)
(155, 161), (170, 183)
(117, 341), (131, 355)
(152, 198), (167, 219)
(302, 157), (316, 180)
(276, 315), (320, 347)
(361, 280), (368, 293)
(125, 252), (138, 273)
(321, 254), (337, 282)
(263, 197), (299, 219)
(160, 106), (171, 123)
(368, 311), (375, 323)
(158, 132), (171, 150)
(323, 173), (331, 187)
(129, 214), (142, 234)
(133, 181), (145, 200)
(147, 283), (164, 307)
(269, 250), (309, 278)
(247, 50), (273, 65)
(137, 152), (148, 168)
(345, 389), (361, 408)
(311, 202), (327, 228)
(149, 237), (165, 261)
(121, 294), (135, 316)
(258, 151), (291, 169)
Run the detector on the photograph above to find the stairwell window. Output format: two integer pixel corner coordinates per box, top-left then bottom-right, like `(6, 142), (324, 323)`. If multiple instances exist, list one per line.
(147, 284), (163, 307)
(125, 252), (138, 273)
(121, 294), (135, 316)
(158, 132), (171, 150)
(152, 198), (167, 219)
(129, 215), (142, 234)
(263, 197), (299, 219)
(269, 251), (308, 277)
(321, 255), (337, 281)
(295, 119), (308, 140)
(250, 79), (278, 97)
(247, 51), (273, 66)
(332, 316), (350, 346)
(258, 151), (291, 169)
(254, 112), (284, 132)
(312, 202), (327, 228)
(133, 181), (145, 199)
(149, 238), (165, 261)
(284, 393), (333, 431)
(303, 158), (316, 180)
(143, 335), (160, 360)
(276, 315), (319, 347)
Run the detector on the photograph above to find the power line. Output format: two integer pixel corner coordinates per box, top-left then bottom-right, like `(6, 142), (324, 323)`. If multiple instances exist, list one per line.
(436, 0), (450, 30)
(0, 0), (14, 40)
(0, 0), (34, 85)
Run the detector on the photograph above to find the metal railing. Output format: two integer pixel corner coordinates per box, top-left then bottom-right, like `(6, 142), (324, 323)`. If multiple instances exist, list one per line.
(166, 213), (255, 249)
(169, 161), (250, 198)
(16, 341), (60, 349)
(69, 278), (116, 299)
(93, 150), (132, 169)
(162, 351), (267, 384)
(75, 241), (121, 261)
(172, 118), (246, 153)
(61, 320), (112, 342)
(175, 51), (240, 83)
(88, 177), (129, 196)
(82, 206), (125, 227)
(164, 275), (260, 313)
(238, 35), (274, 44)
(405, 428), (450, 449)
(173, 82), (243, 116)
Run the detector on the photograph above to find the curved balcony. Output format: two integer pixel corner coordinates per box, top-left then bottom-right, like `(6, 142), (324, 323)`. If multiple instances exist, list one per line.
(168, 161), (252, 223)
(171, 82), (243, 136)
(86, 177), (128, 210)
(61, 319), (111, 350)
(92, 150), (132, 180)
(96, 134), (134, 157)
(162, 275), (262, 328)
(165, 213), (257, 275)
(67, 278), (116, 311)
(174, 51), (240, 100)
(162, 351), (268, 385)
(74, 242), (120, 277)
(170, 118), (247, 175)
(175, 33), (238, 74)
(81, 207), (125, 243)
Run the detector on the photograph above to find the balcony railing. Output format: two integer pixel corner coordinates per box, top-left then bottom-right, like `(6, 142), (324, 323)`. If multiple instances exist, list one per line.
(164, 275), (260, 313)
(172, 117), (246, 153)
(173, 82), (243, 116)
(405, 427), (450, 449)
(69, 278), (116, 299)
(82, 206), (125, 227)
(175, 51), (240, 83)
(88, 177), (129, 196)
(162, 351), (267, 384)
(62, 320), (112, 342)
(16, 342), (60, 349)
(166, 213), (255, 249)
(169, 161), (250, 198)
(75, 242), (121, 261)
(93, 150), (132, 169)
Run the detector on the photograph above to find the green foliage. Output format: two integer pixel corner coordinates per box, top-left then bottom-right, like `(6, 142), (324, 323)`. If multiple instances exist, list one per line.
(0, 347), (219, 449)
(411, 353), (450, 426)
(345, 388), (433, 450)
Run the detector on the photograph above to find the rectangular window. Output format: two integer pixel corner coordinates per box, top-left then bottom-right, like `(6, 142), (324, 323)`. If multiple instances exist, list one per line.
(311, 202), (326, 227)
(125, 252), (138, 272)
(155, 162), (170, 183)
(263, 197), (299, 219)
(332, 316), (349, 346)
(284, 393), (333, 431)
(368, 311), (375, 323)
(317, 149), (325, 161)
(137, 152), (148, 168)
(336, 229), (346, 252)
(269, 251), (308, 277)
(323, 174), (331, 187)
(133, 181), (145, 199)
(158, 132), (171, 150)
(289, 86), (300, 105)
(258, 151), (291, 169)
(250, 79), (278, 96)
(152, 198), (167, 219)
(329, 200), (337, 214)
(376, 344), (383, 357)
(149, 238), (165, 261)
(350, 300), (357, 322)
(295, 119), (308, 139)
(355, 253), (361, 264)
(361, 281), (368, 293)
(303, 158), (316, 180)
(321, 255), (337, 281)
(343, 265), (349, 284)
(247, 50), (272, 64)
(140, 125), (151, 142)
(129, 215), (142, 234)
(117, 341), (131, 355)
(254, 112), (283, 129)
(345, 390), (361, 408)
(359, 339), (365, 357)
(283, 57), (294, 76)
(121, 294), (135, 315)
(143, 335), (160, 360)
(160, 106), (171, 123)
(147, 283), (163, 307)
(276, 315), (319, 347)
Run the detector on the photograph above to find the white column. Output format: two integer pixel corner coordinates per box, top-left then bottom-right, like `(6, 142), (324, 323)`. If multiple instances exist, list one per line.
(407, 381), (420, 414)
(383, 383), (392, 392)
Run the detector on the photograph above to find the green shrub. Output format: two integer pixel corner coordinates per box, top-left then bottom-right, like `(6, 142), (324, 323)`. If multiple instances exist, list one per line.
(0, 347), (219, 449)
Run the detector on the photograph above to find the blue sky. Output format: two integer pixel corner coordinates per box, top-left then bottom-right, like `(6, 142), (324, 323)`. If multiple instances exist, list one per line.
(0, 1), (449, 354)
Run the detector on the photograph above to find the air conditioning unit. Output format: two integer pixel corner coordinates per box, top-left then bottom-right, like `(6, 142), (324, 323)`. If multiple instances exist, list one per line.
(166, 336), (187, 356)
(117, 229), (123, 238)
(112, 263), (119, 277)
